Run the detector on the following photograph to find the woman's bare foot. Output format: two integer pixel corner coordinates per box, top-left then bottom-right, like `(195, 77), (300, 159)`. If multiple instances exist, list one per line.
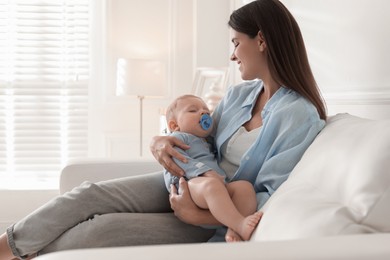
(228, 211), (263, 242)
(0, 233), (15, 260)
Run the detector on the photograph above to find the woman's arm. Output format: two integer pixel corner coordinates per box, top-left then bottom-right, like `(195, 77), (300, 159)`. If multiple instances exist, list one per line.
(150, 135), (190, 177)
(170, 177), (221, 226)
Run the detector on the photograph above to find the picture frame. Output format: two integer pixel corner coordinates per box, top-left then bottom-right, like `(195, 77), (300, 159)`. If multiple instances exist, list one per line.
(191, 67), (229, 99)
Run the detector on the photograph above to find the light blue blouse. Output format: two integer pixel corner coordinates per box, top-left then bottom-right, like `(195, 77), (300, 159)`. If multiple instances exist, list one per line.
(210, 80), (325, 209)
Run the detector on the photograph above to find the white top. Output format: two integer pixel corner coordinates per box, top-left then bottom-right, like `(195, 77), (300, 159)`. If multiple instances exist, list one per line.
(219, 126), (261, 180)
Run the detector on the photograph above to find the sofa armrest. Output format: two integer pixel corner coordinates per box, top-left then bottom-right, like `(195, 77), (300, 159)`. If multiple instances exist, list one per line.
(59, 159), (163, 194)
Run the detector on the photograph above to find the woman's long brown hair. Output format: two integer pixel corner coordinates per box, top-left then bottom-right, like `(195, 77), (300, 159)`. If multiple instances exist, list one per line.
(228, 0), (327, 120)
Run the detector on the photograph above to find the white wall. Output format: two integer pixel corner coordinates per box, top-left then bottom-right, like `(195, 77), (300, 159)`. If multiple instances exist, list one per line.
(232, 0), (390, 120)
(89, 0), (176, 158)
(194, 0), (230, 68)
(88, 0), (231, 160)
(283, 0), (390, 119)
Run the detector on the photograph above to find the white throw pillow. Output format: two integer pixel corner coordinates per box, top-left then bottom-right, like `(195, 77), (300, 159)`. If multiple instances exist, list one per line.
(252, 113), (390, 241)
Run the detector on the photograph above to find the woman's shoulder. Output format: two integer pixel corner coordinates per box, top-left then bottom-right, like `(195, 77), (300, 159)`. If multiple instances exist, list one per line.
(266, 87), (323, 124)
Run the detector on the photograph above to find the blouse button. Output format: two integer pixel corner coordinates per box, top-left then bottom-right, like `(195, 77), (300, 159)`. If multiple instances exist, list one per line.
(245, 156), (250, 160)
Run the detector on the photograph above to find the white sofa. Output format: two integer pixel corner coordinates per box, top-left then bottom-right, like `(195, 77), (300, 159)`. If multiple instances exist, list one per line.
(38, 113), (390, 260)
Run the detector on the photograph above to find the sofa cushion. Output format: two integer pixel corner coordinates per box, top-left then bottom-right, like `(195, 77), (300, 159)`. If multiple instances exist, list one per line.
(252, 113), (390, 241)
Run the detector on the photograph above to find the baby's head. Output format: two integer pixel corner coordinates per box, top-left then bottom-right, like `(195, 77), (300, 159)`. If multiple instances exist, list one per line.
(166, 95), (212, 137)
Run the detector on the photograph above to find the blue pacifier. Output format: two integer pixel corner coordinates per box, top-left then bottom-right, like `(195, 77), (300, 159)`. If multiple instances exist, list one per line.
(200, 114), (212, 130)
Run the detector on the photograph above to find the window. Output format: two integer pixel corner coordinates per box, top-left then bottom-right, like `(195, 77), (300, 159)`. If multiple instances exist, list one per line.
(0, 0), (90, 189)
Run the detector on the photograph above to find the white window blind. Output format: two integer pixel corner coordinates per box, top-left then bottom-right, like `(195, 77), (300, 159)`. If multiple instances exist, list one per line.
(0, 0), (89, 189)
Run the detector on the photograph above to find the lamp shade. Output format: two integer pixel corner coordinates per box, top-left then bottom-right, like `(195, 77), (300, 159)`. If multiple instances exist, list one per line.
(116, 58), (167, 97)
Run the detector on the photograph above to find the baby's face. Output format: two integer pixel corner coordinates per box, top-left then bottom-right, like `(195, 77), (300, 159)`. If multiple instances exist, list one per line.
(174, 97), (212, 137)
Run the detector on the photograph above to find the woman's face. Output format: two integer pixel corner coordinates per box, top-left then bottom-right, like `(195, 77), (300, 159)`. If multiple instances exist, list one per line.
(230, 29), (265, 81)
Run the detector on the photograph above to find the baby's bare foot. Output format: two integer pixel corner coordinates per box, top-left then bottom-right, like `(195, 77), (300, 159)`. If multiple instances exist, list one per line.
(238, 211), (263, 241)
(225, 228), (242, 242)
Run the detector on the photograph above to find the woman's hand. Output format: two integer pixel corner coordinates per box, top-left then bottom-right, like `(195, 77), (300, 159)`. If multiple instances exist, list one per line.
(150, 135), (190, 177)
(169, 177), (219, 226)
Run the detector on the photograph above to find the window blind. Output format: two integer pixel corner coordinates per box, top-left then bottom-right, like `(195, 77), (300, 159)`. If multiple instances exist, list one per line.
(0, 0), (89, 188)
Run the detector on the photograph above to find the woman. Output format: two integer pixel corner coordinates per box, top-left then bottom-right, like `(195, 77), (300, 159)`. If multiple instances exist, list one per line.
(0, 0), (326, 259)
(153, 0), (326, 241)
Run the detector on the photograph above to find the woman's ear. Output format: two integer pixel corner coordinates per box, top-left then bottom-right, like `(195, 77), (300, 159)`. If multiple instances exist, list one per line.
(257, 31), (267, 52)
(168, 120), (180, 132)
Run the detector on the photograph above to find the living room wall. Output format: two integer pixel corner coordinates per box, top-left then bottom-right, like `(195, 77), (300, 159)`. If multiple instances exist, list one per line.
(231, 0), (390, 120)
(88, 0), (231, 160)
(283, 0), (390, 119)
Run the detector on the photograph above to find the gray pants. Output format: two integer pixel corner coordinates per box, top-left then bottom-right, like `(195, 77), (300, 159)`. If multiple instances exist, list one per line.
(7, 172), (215, 259)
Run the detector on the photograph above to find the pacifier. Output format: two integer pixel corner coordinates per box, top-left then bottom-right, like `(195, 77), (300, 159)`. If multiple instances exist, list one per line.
(200, 114), (212, 130)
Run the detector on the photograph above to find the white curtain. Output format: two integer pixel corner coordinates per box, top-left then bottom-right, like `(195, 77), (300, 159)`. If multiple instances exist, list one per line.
(0, 0), (89, 188)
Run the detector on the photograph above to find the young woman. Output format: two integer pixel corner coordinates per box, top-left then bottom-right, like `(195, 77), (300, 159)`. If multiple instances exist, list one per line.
(0, 1), (326, 259)
(151, 0), (326, 239)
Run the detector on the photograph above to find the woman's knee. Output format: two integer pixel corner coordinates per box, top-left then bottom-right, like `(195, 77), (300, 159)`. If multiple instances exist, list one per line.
(67, 181), (100, 199)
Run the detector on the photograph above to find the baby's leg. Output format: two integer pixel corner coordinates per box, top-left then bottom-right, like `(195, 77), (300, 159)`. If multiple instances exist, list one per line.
(187, 175), (230, 210)
(188, 176), (260, 241)
(226, 180), (257, 217)
(225, 181), (260, 242)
